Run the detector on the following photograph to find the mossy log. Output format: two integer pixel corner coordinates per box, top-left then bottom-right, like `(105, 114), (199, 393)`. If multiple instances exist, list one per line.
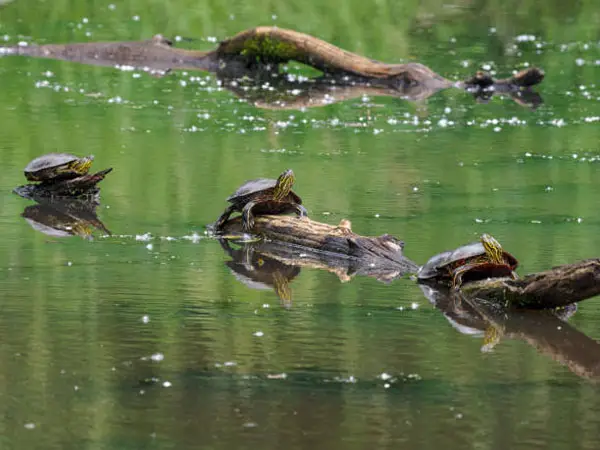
(219, 215), (418, 277)
(1, 27), (543, 100)
(460, 258), (600, 308)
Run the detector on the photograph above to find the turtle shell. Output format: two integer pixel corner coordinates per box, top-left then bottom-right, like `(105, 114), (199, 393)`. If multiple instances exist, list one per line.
(417, 241), (518, 280)
(24, 153), (93, 182)
(227, 177), (302, 204)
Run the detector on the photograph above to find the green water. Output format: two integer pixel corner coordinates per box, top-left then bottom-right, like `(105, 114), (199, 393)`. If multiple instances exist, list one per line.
(1, 0), (600, 448)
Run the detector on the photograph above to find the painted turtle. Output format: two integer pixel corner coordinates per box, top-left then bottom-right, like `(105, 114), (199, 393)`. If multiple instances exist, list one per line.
(213, 169), (307, 232)
(418, 233), (518, 288)
(24, 153), (93, 182)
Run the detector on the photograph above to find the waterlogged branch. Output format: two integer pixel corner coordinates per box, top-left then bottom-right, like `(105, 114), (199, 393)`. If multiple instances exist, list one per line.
(218, 215), (418, 278)
(460, 259), (600, 308)
(1, 27), (544, 106)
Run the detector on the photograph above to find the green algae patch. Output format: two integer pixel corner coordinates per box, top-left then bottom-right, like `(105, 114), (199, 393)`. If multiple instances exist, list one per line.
(234, 36), (301, 62)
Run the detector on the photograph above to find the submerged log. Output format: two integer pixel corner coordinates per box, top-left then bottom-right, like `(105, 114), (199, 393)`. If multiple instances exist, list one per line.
(218, 215), (418, 277)
(0, 27), (543, 106)
(460, 259), (600, 308)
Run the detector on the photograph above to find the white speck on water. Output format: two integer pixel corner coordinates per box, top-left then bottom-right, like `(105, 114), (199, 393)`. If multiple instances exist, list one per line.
(374, 213), (380, 218)
(494, 127), (502, 132)
(271, 14), (277, 19)
(82, 17), (89, 23)
(545, 186), (553, 192)
(461, 60), (470, 67)
(577, 217), (583, 223)
(455, 413), (463, 419)
(67, 261), (72, 266)
(151, 353), (164, 362)
(145, 243), (153, 251)
(132, 15), (140, 21)
(224, 361), (237, 367)
(243, 422), (258, 428)
(108, 3), (116, 10)
(253, 331), (264, 337)
(24, 423), (35, 429)
(18, 41), (28, 47)
(162, 381), (171, 387)
(576, 58), (585, 66)
(438, 118), (449, 127)
(262, 304), (270, 309)
(412, 186), (419, 192)
(531, 220), (542, 224)
(411, 302), (419, 310)
(135, 233), (152, 241)
(379, 372), (392, 381)
(489, 27), (496, 33)
(74, 385), (79, 391)
(267, 373), (288, 380)
(444, 107), (452, 114)
(515, 34), (536, 42)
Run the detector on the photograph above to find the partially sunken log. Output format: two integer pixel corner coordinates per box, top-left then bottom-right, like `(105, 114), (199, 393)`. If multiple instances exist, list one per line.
(461, 259), (600, 308)
(1, 26), (543, 104)
(218, 215), (418, 277)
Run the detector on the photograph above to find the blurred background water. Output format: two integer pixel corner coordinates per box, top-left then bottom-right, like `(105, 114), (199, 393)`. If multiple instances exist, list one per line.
(0, 0), (599, 448)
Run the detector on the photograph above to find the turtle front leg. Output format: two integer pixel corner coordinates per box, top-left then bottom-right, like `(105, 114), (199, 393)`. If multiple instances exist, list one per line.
(213, 205), (236, 232)
(451, 263), (477, 290)
(294, 204), (308, 218)
(241, 201), (257, 231)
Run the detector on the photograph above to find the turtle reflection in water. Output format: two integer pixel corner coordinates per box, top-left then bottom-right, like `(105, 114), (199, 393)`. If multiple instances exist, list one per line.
(219, 238), (300, 308)
(213, 169), (307, 232)
(417, 233), (518, 289)
(419, 281), (578, 354)
(21, 199), (111, 240)
(16, 152), (112, 200)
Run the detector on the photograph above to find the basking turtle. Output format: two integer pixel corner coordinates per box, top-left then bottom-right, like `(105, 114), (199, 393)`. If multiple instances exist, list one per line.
(14, 168), (113, 201)
(418, 234), (518, 288)
(214, 169), (307, 232)
(24, 153), (94, 182)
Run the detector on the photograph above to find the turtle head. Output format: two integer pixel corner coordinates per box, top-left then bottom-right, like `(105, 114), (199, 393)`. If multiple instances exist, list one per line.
(480, 233), (504, 264)
(273, 169), (295, 200)
(70, 155), (94, 175)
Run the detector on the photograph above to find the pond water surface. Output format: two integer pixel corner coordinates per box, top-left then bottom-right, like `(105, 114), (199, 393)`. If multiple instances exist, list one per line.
(1, 0), (599, 449)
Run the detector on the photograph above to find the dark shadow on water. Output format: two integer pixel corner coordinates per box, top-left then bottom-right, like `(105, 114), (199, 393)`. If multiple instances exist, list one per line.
(419, 281), (600, 382)
(218, 236), (418, 308)
(15, 195), (111, 240)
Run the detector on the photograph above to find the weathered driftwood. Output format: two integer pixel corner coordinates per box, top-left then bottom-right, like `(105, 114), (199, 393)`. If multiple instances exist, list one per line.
(218, 215), (418, 278)
(1, 27), (543, 106)
(460, 258), (600, 308)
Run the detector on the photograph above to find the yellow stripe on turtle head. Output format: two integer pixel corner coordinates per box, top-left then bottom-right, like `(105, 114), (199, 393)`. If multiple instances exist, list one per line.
(480, 233), (504, 264)
(273, 271), (292, 308)
(274, 169), (295, 201)
(76, 156), (94, 174)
